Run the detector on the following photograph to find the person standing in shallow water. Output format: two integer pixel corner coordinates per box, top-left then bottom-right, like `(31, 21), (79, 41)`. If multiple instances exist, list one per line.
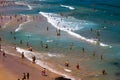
(40, 41), (43, 48)
(100, 54), (103, 60)
(47, 26), (49, 31)
(82, 47), (85, 53)
(45, 43), (48, 49)
(93, 51), (96, 57)
(102, 70), (107, 75)
(32, 56), (36, 63)
(20, 40), (23, 44)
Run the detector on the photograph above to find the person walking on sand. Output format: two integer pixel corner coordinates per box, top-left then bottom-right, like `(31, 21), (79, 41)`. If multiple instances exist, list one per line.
(0, 44), (1, 50)
(2, 51), (6, 57)
(23, 73), (26, 79)
(0, 37), (2, 42)
(26, 72), (30, 79)
(21, 52), (24, 59)
(76, 63), (80, 69)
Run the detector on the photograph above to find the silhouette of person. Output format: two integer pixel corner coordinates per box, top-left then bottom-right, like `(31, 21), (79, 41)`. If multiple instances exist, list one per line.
(23, 73), (26, 79)
(32, 56), (36, 63)
(27, 72), (30, 79)
(76, 63), (80, 69)
(21, 52), (24, 59)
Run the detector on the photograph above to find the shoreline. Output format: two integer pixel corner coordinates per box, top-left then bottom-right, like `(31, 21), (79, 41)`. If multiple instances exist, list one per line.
(0, 14), (100, 80)
(0, 14), (75, 80)
(0, 41), (73, 80)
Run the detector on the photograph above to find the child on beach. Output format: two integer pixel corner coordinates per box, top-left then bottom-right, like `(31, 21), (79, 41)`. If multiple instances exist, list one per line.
(65, 60), (69, 68)
(41, 68), (46, 76)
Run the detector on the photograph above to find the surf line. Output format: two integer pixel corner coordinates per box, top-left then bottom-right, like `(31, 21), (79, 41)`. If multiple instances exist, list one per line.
(2, 16), (17, 28)
(15, 1), (32, 10)
(60, 5), (75, 10)
(16, 47), (76, 80)
(39, 12), (112, 48)
(15, 15), (32, 32)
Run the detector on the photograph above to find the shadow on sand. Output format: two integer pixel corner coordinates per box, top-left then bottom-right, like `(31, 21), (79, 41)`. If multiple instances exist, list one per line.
(55, 77), (71, 80)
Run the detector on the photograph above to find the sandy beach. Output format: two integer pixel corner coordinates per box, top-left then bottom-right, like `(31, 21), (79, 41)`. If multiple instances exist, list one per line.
(1, 0), (119, 80)
(0, 14), (72, 80)
(0, 42), (64, 80)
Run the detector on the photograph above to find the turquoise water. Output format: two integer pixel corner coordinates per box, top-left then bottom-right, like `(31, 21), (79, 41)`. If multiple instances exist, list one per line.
(0, 0), (120, 80)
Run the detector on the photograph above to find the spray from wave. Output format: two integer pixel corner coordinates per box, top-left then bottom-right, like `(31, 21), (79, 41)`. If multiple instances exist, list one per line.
(39, 12), (112, 48)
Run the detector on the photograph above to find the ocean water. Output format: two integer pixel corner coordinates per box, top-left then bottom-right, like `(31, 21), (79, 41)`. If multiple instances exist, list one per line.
(0, 0), (120, 80)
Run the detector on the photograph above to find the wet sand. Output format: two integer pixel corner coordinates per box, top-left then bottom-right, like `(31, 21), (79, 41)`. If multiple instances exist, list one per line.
(0, 43), (62, 80)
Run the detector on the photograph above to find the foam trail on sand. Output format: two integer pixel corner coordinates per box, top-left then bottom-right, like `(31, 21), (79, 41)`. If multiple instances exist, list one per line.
(15, 1), (32, 10)
(16, 47), (77, 80)
(15, 15), (32, 32)
(39, 12), (112, 48)
(2, 21), (11, 28)
(61, 5), (75, 10)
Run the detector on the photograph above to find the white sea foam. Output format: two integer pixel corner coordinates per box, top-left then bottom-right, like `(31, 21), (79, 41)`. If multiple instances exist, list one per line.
(15, 15), (32, 32)
(15, 1), (32, 10)
(2, 21), (11, 28)
(47, 52), (64, 58)
(61, 5), (75, 10)
(16, 47), (76, 80)
(46, 40), (53, 43)
(39, 12), (112, 48)
(39, 0), (46, 1)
